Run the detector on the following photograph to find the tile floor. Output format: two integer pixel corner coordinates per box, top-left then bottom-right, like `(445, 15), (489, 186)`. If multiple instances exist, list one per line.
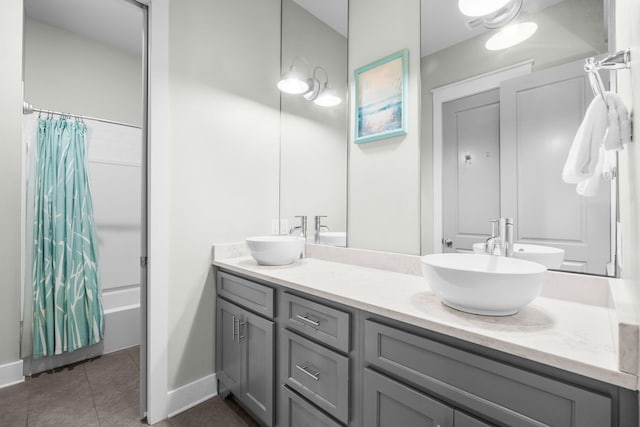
(0, 347), (259, 427)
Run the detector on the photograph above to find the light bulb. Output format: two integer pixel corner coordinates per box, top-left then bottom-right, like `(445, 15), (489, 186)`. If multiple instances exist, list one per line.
(458, 0), (511, 17)
(314, 84), (341, 107)
(277, 68), (310, 94)
(485, 21), (537, 50)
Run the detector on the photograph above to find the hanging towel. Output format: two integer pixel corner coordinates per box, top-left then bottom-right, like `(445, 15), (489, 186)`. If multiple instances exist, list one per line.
(577, 146), (605, 197)
(603, 92), (632, 151)
(562, 95), (607, 184)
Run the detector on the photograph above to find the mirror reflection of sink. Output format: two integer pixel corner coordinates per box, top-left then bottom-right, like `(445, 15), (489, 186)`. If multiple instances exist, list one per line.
(318, 231), (346, 247)
(246, 235), (305, 266)
(421, 253), (546, 316)
(472, 243), (565, 269)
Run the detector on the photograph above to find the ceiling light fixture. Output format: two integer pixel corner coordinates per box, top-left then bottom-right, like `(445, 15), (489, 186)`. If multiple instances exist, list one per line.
(485, 21), (538, 50)
(458, 0), (511, 17)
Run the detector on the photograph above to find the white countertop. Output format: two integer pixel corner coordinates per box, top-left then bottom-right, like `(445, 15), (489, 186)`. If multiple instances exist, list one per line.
(212, 248), (638, 390)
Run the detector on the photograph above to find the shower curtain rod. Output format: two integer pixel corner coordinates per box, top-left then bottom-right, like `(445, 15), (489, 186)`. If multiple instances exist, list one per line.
(22, 101), (141, 129)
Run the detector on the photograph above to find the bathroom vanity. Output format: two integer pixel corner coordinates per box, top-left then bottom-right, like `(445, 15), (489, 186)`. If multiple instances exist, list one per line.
(213, 244), (638, 427)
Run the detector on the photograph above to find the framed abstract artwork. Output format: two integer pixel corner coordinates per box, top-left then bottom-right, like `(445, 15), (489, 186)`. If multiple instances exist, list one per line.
(354, 49), (408, 144)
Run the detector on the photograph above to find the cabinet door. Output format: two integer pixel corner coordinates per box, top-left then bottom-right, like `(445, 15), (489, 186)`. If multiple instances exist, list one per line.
(364, 368), (454, 427)
(216, 297), (243, 396)
(240, 308), (275, 427)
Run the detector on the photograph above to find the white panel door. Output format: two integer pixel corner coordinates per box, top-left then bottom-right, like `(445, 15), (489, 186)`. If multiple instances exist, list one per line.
(500, 61), (611, 274)
(442, 89), (501, 253)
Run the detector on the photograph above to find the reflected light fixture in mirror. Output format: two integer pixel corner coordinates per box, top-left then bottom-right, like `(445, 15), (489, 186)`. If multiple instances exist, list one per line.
(458, 0), (511, 17)
(485, 21), (538, 50)
(304, 66), (342, 107)
(278, 60), (342, 107)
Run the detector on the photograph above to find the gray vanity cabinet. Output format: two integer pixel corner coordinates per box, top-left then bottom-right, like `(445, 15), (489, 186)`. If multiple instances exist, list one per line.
(364, 368), (454, 427)
(364, 319), (613, 427)
(216, 293), (275, 426)
(215, 269), (637, 427)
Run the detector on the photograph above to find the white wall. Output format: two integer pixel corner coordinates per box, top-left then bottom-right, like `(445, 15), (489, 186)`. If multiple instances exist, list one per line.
(347, 0), (422, 254)
(24, 17), (142, 127)
(168, 0), (281, 390)
(0, 0), (23, 375)
(280, 0), (348, 234)
(420, 0), (607, 253)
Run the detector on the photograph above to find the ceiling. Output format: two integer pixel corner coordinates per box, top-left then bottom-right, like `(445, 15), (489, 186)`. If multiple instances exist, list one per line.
(294, 0), (348, 37)
(421, 0), (566, 56)
(24, 0), (566, 59)
(25, 0), (143, 56)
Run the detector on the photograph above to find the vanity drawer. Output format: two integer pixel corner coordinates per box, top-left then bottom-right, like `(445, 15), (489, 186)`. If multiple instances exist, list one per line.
(281, 329), (349, 424)
(217, 271), (274, 318)
(282, 385), (343, 427)
(364, 320), (612, 427)
(281, 292), (350, 353)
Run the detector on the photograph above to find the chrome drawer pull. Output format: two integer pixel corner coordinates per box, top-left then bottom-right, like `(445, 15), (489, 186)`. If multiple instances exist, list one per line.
(295, 364), (320, 381)
(296, 313), (321, 327)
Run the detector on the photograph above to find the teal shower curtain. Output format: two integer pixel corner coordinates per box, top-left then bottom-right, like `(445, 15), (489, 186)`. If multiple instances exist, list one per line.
(31, 117), (104, 358)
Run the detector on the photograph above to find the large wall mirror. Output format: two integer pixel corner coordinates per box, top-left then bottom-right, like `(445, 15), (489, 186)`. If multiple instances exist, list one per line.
(279, 0), (349, 246)
(421, 0), (617, 276)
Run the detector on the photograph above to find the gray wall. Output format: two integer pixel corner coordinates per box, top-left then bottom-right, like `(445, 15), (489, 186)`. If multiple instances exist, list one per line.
(420, 0), (608, 253)
(0, 0), (23, 368)
(168, 0), (281, 390)
(24, 17), (142, 127)
(348, 0), (422, 255)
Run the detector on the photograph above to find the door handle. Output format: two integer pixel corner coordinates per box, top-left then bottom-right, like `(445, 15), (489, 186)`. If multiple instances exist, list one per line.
(238, 321), (246, 341)
(232, 315), (237, 342)
(443, 238), (453, 248)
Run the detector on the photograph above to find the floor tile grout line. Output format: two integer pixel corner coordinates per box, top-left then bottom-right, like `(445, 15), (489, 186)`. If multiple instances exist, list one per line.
(83, 363), (103, 426)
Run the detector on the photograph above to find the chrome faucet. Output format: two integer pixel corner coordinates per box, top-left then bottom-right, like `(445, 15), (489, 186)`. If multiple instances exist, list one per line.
(314, 216), (330, 243)
(289, 215), (307, 258)
(484, 217), (514, 257)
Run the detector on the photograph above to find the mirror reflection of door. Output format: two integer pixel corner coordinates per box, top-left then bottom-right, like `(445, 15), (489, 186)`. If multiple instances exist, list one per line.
(442, 89), (500, 253)
(442, 60), (612, 275)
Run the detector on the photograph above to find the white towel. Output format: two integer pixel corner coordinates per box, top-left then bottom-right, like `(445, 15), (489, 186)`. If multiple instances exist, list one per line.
(577, 146), (604, 197)
(562, 95), (607, 184)
(603, 92), (632, 151)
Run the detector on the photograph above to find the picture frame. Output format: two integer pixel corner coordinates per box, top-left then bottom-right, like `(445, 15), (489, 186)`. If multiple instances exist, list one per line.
(354, 49), (408, 144)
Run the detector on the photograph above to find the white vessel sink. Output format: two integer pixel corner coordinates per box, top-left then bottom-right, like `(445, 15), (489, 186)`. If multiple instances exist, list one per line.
(318, 231), (346, 247)
(472, 243), (565, 269)
(421, 253), (546, 316)
(246, 235), (305, 266)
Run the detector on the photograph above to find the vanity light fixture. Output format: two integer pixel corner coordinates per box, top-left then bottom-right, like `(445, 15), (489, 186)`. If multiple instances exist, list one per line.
(485, 21), (538, 50)
(277, 58), (311, 94)
(278, 62), (342, 107)
(304, 66), (342, 107)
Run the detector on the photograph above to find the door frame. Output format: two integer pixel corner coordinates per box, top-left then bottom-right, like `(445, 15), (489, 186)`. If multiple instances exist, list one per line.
(431, 61), (532, 253)
(139, 0), (170, 423)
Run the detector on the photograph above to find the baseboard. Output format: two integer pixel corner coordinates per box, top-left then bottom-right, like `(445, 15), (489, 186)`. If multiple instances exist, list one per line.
(0, 359), (24, 389)
(167, 373), (218, 418)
